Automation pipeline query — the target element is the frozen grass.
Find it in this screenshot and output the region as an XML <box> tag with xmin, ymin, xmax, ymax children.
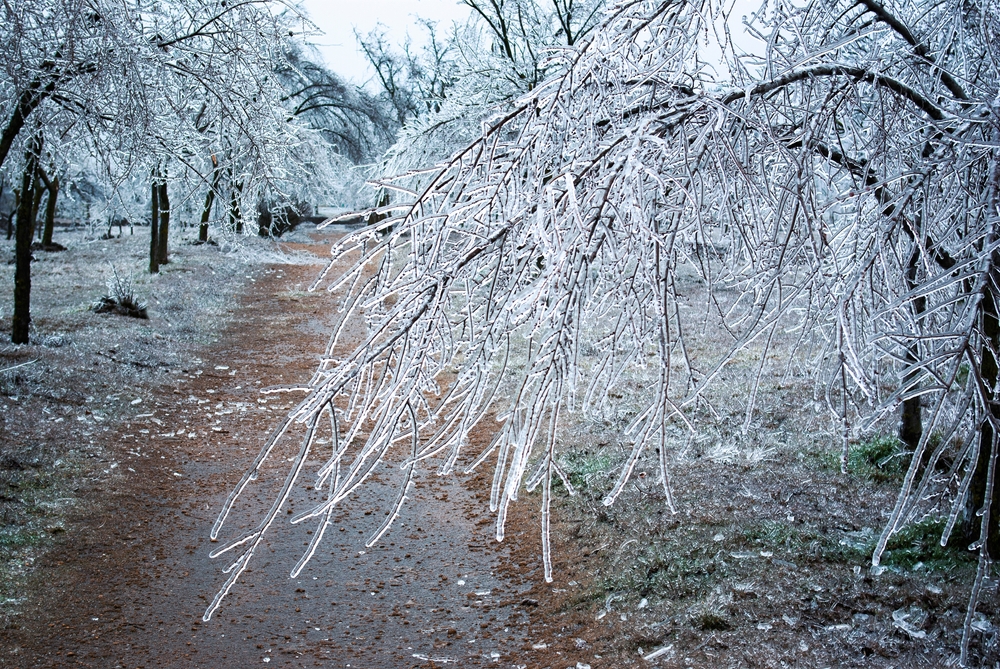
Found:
<box><xmin>530</xmin><ymin>327</ymin><xmax>990</xmax><ymax>666</ymax></box>
<box><xmin>846</xmin><ymin>435</ymin><xmax>913</xmax><ymax>483</ymax></box>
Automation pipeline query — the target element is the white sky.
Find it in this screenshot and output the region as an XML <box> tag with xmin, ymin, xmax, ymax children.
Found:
<box><xmin>295</xmin><ymin>0</ymin><xmax>764</xmax><ymax>89</ymax></box>
<box><xmin>297</xmin><ymin>0</ymin><xmax>472</xmax><ymax>87</ymax></box>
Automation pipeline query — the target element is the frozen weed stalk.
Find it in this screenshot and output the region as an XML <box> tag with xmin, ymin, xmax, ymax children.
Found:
<box><xmin>210</xmin><ymin>0</ymin><xmax>1000</xmax><ymax>662</ymax></box>
<box><xmin>93</xmin><ymin>267</ymin><xmax>148</xmax><ymax>319</ymax></box>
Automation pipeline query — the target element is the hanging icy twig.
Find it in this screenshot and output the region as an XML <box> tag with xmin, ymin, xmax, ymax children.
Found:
<box><xmin>207</xmin><ymin>3</ymin><xmax>1000</xmax><ymax>656</ymax></box>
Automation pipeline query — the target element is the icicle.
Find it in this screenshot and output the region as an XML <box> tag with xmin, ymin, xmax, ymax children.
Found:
<box><xmin>552</xmin><ymin>459</ymin><xmax>577</xmax><ymax>497</ymax></box>
<box><xmin>205</xmin><ymin>414</ymin><xmax>318</xmax><ymax>617</ymax></box>
<box><xmin>658</xmin><ymin>428</ymin><xmax>679</xmax><ymax>514</ymax></box>
<box><xmin>290</xmin><ymin>505</ymin><xmax>335</xmax><ymax>578</ymax></box>
<box><xmin>960</xmin><ymin>555</ymin><xmax>992</xmax><ymax>666</ymax></box>
<box><xmin>542</xmin><ymin>461</ymin><xmax>554</xmax><ymax>583</ymax></box>
<box><xmin>603</xmin><ymin>438</ymin><xmax>645</xmax><ymax>507</ymax></box>
<box><xmin>211</xmin><ymin>412</ymin><xmax>299</xmax><ymax>541</ymax></box>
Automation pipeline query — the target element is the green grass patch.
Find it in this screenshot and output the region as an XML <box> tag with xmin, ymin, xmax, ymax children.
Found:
<box><xmin>0</xmin><ymin>529</ymin><xmax>42</xmax><ymax>550</ymax></box>
<box><xmin>558</xmin><ymin>450</ymin><xmax>614</xmax><ymax>492</ymax></box>
<box><xmin>847</xmin><ymin>435</ymin><xmax>911</xmax><ymax>482</ymax></box>
<box><xmin>882</xmin><ymin>518</ymin><xmax>975</xmax><ymax>571</ymax></box>
<box><xmin>595</xmin><ymin>539</ymin><xmax>718</xmax><ymax>600</ymax></box>
<box><xmin>836</xmin><ymin>519</ymin><xmax>975</xmax><ymax>572</ymax></box>
<box><xmin>694</xmin><ymin>611</ymin><xmax>732</xmax><ymax>631</ymax></box>
<box><xmin>742</xmin><ymin>520</ymin><xmax>798</xmax><ymax>549</ymax></box>
<box><xmin>741</xmin><ymin>520</ymin><xmax>865</xmax><ymax>564</ymax></box>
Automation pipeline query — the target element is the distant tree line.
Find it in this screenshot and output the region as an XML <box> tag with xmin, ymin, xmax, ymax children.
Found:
<box><xmin>1</xmin><ymin>0</ymin><xmax>396</xmax><ymax>343</ymax></box>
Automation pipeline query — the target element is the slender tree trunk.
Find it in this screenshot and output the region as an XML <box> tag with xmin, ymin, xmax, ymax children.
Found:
<box><xmin>199</xmin><ymin>189</ymin><xmax>216</xmax><ymax>242</ymax></box>
<box><xmin>0</xmin><ymin>77</ymin><xmax>56</xmax><ymax>175</ymax></box>
<box><xmin>0</xmin><ymin>62</ymin><xmax>97</xmax><ymax>173</ymax></box>
<box><xmin>367</xmin><ymin>189</ymin><xmax>390</xmax><ymax>227</ymax></box>
<box><xmin>900</xmin><ymin>246</ymin><xmax>925</xmax><ymax>450</ymax></box>
<box><xmin>157</xmin><ymin>180</ymin><xmax>170</xmax><ymax>265</ymax></box>
<box><xmin>12</xmin><ymin>136</ymin><xmax>41</xmax><ymax>344</ymax></box>
<box><xmin>230</xmin><ymin>181</ymin><xmax>243</xmax><ymax>234</ymax></box>
<box><xmin>965</xmin><ymin>267</ymin><xmax>1000</xmax><ymax>558</ymax></box>
<box><xmin>199</xmin><ymin>157</ymin><xmax>220</xmax><ymax>243</ymax></box>
<box><xmin>149</xmin><ymin>175</ymin><xmax>160</xmax><ymax>274</ymax></box>
<box><xmin>30</xmin><ymin>180</ymin><xmax>43</xmax><ymax>240</ymax></box>
<box><xmin>6</xmin><ymin>188</ymin><xmax>18</xmax><ymax>241</ymax></box>
<box><xmin>40</xmin><ymin>175</ymin><xmax>58</xmax><ymax>247</ymax></box>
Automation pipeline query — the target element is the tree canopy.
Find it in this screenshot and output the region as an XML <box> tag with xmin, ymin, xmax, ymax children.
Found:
<box><xmin>208</xmin><ymin>0</ymin><xmax>999</xmax><ymax>661</ymax></box>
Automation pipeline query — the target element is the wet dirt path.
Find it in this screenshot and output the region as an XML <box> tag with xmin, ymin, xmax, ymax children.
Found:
<box><xmin>1</xmin><ymin>233</ymin><xmax>537</xmax><ymax>668</ymax></box>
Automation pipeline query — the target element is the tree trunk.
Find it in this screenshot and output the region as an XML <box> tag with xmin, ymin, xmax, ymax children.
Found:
<box><xmin>12</xmin><ymin>136</ymin><xmax>41</xmax><ymax>344</ymax></box>
<box><xmin>41</xmin><ymin>175</ymin><xmax>58</xmax><ymax>247</ymax></box>
<box><xmin>964</xmin><ymin>268</ymin><xmax>1000</xmax><ymax>558</ymax></box>
<box><xmin>0</xmin><ymin>62</ymin><xmax>97</xmax><ymax>173</ymax></box>
<box><xmin>900</xmin><ymin>246</ymin><xmax>926</xmax><ymax>450</ymax></box>
<box><xmin>6</xmin><ymin>188</ymin><xmax>18</xmax><ymax>241</ymax></box>
<box><xmin>367</xmin><ymin>189</ymin><xmax>391</xmax><ymax>227</ymax></box>
<box><xmin>230</xmin><ymin>181</ymin><xmax>243</xmax><ymax>234</ymax></box>
<box><xmin>199</xmin><ymin>158</ymin><xmax>220</xmax><ymax>243</ymax></box>
<box><xmin>0</xmin><ymin>76</ymin><xmax>56</xmax><ymax>175</ymax></box>
<box><xmin>30</xmin><ymin>180</ymin><xmax>43</xmax><ymax>240</ymax></box>
<box><xmin>149</xmin><ymin>176</ymin><xmax>159</xmax><ymax>274</ymax></box>
<box><xmin>199</xmin><ymin>189</ymin><xmax>216</xmax><ymax>242</ymax></box>
<box><xmin>157</xmin><ymin>180</ymin><xmax>170</xmax><ymax>265</ymax></box>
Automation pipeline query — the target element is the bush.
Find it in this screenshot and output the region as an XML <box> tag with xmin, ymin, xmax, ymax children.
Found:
<box><xmin>93</xmin><ymin>268</ymin><xmax>147</xmax><ymax>319</ymax></box>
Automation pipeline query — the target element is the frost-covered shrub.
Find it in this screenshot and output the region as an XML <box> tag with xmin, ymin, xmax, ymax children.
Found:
<box><xmin>93</xmin><ymin>269</ymin><xmax>147</xmax><ymax>319</ymax></box>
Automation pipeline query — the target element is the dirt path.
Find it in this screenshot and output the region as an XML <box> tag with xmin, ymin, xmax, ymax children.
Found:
<box><xmin>1</xmin><ymin>232</ymin><xmax>551</xmax><ymax>668</ymax></box>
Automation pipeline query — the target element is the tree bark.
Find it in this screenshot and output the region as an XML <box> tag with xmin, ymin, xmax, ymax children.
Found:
<box><xmin>965</xmin><ymin>268</ymin><xmax>1000</xmax><ymax>558</ymax></box>
<box><xmin>30</xmin><ymin>180</ymin><xmax>43</xmax><ymax>240</ymax></box>
<box><xmin>6</xmin><ymin>188</ymin><xmax>18</xmax><ymax>241</ymax></box>
<box><xmin>157</xmin><ymin>180</ymin><xmax>170</xmax><ymax>265</ymax></box>
<box><xmin>367</xmin><ymin>189</ymin><xmax>390</xmax><ymax>227</ymax></box>
<box><xmin>12</xmin><ymin>136</ymin><xmax>41</xmax><ymax>344</ymax></box>
<box><xmin>199</xmin><ymin>156</ymin><xmax>220</xmax><ymax>242</ymax></box>
<box><xmin>149</xmin><ymin>176</ymin><xmax>159</xmax><ymax>274</ymax></box>
<box><xmin>900</xmin><ymin>246</ymin><xmax>925</xmax><ymax>450</ymax></box>
<box><xmin>0</xmin><ymin>61</ymin><xmax>96</xmax><ymax>174</ymax></box>
<box><xmin>230</xmin><ymin>181</ymin><xmax>243</xmax><ymax>234</ymax></box>
<box><xmin>0</xmin><ymin>77</ymin><xmax>56</xmax><ymax>175</ymax></box>
<box><xmin>38</xmin><ymin>171</ymin><xmax>58</xmax><ymax>247</ymax></box>
<box><xmin>199</xmin><ymin>189</ymin><xmax>216</xmax><ymax>242</ymax></box>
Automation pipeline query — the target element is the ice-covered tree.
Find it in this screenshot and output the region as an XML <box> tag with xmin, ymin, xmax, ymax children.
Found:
<box><xmin>210</xmin><ymin>0</ymin><xmax>1000</xmax><ymax>661</ymax></box>
<box><xmin>1</xmin><ymin>0</ymin><xmax>380</xmax><ymax>335</ymax></box>
<box><xmin>359</xmin><ymin>0</ymin><xmax>607</xmax><ymax>190</ymax></box>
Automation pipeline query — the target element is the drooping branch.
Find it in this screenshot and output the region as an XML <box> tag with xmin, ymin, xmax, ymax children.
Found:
<box><xmin>854</xmin><ymin>0</ymin><xmax>969</xmax><ymax>101</ymax></box>
<box><xmin>0</xmin><ymin>59</ymin><xmax>100</xmax><ymax>171</ymax></box>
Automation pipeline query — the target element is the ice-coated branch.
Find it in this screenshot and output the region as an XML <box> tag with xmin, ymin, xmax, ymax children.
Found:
<box><xmin>208</xmin><ymin>2</ymin><xmax>1000</xmax><ymax>658</ymax></box>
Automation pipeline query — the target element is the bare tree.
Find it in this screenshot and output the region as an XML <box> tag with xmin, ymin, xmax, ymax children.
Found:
<box><xmin>460</xmin><ymin>0</ymin><xmax>603</xmax><ymax>90</ymax></box>
<box><xmin>357</xmin><ymin>25</ymin><xmax>425</xmax><ymax>128</ymax></box>
<box><xmin>278</xmin><ymin>45</ymin><xmax>395</xmax><ymax>164</ymax></box>
<box><xmin>210</xmin><ymin>0</ymin><xmax>999</xmax><ymax>661</ymax></box>
<box><xmin>359</xmin><ymin>1</ymin><xmax>607</xmax><ymax>213</ymax></box>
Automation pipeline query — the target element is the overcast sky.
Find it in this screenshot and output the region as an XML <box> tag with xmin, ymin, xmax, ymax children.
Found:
<box><xmin>295</xmin><ymin>1</ymin><xmax>763</xmax><ymax>90</ymax></box>
<box><xmin>297</xmin><ymin>0</ymin><xmax>472</xmax><ymax>88</ymax></box>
